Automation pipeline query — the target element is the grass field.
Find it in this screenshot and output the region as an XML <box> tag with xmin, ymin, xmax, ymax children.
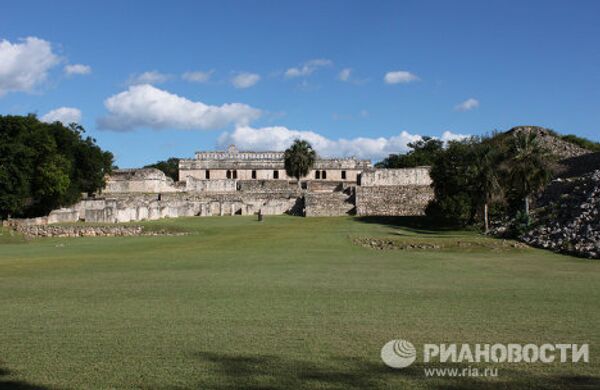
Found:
<box><xmin>1</xmin><ymin>216</ymin><xmax>599</xmax><ymax>389</ymax></box>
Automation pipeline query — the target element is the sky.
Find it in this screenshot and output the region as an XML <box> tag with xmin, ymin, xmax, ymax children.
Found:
<box><xmin>1</xmin><ymin>0</ymin><xmax>599</xmax><ymax>167</ymax></box>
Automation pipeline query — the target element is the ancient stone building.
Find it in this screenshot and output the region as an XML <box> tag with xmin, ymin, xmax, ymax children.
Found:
<box><xmin>179</xmin><ymin>144</ymin><xmax>372</xmax><ymax>182</ymax></box>
<box><xmin>5</xmin><ymin>145</ymin><xmax>435</xmax><ymax>225</ymax></box>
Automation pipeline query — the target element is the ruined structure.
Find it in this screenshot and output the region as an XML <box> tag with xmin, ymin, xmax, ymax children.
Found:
<box><xmin>4</xmin><ymin>145</ymin><xmax>434</xmax><ymax>226</ymax></box>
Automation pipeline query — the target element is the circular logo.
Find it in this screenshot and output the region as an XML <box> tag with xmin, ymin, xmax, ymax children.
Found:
<box><xmin>381</xmin><ymin>339</ymin><xmax>417</xmax><ymax>368</ymax></box>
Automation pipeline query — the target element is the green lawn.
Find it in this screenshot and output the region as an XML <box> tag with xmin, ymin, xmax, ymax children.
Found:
<box><xmin>0</xmin><ymin>216</ymin><xmax>599</xmax><ymax>389</ymax></box>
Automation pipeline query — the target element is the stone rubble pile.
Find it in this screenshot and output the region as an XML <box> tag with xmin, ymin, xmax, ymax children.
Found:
<box><xmin>522</xmin><ymin>170</ymin><xmax>600</xmax><ymax>259</ymax></box>
<box><xmin>507</xmin><ymin>126</ymin><xmax>591</xmax><ymax>160</ymax></box>
<box><xmin>16</xmin><ymin>225</ymin><xmax>144</xmax><ymax>238</ymax></box>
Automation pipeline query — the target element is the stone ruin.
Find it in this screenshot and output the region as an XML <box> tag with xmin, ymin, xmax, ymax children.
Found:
<box><xmin>4</xmin><ymin>145</ymin><xmax>434</xmax><ymax>226</ymax></box>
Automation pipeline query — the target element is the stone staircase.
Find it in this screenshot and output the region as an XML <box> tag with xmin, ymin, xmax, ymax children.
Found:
<box><xmin>304</xmin><ymin>187</ymin><xmax>355</xmax><ymax>217</ymax></box>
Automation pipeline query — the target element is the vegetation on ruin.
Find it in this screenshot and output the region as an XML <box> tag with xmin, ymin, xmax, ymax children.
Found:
<box><xmin>1</xmin><ymin>216</ymin><xmax>598</xmax><ymax>389</ymax></box>
<box><xmin>284</xmin><ymin>139</ymin><xmax>316</xmax><ymax>186</ymax></box>
<box><xmin>542</xmin><ymin>129</ymin><xmax>600</xmax><ymax>152</ymax></box>
<box><xmin>144</xmin><ymin>157</ymin><xmax>180</xmax><ymax>181</ymax></box>
<box><xmin>0</xmin><ymin>115</ymin><xmax>113</xmax><ymax>219</ymax></box>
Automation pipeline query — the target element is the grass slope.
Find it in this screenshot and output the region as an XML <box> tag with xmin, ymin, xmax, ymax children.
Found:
<box><xmin>0</xmin><ymin>216</ymin><xmax>599</xmax><ymax>389</ymax></box>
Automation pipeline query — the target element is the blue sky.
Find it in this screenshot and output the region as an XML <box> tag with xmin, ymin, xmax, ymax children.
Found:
<box><xmin>1</xmin><ymin>0</ymin><xmax>599</xmax><ymax>167</ymax></box>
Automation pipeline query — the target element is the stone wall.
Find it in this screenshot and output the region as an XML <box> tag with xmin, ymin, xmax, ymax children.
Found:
<box><xmin>307</xmin><ymin>181</ymin><xmax>345</xmax><ymax>193</ymax></box>
<box><xmin>355</xmin><ymin>185</ymin><xmax>434</xmax><ymax>216</ymax></box>
<box><xmin>185</xmin><ymin>177</ymin><xmax>236</xmax><ymax>192</ymax></box>
<box><xmin>104</xmin><ymin>168</ymin><xmax>180</xmax><ymax>193</ymax></box>
<box><xmin>360</xmin><ymin>168</ymin><xmax>432</xmax><ymax>187</ymax></box>
<box><xmin>16</xmin><ymin>225</ymin><xmax>144</xmax><ymax>238</ymax></box>
<box><xmin>21</xmin><ymin>190</ymin><xmax>304</xmax><ymax>224</ymax></box>
<box><xmin>236</xmin><ymin>180</ymin><xmax>296</xmax><ymax>192</ymax></box>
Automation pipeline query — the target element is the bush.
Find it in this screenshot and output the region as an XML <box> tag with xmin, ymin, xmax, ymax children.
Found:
<box><xmin>509</xmin><ymin>211</ymin><xmax>531</xmax><ymax>237</ymax></box>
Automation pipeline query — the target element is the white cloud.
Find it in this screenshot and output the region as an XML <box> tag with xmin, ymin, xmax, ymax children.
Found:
<box><xmin>454</xmin><ymin>98</ymin><xmax>479</xmax><ymax>112</ymax></box>
<box><xmin>182</xmin><ymin>70</ymin><xmax>213</xmax><ymax>83</ymax></box>
<box><xmin>441</xmin><ymin>130</ymin><xmax>470</xmax><ymax>143</ymax></box>
<box><xmin>284</xmin><ymin>59</ymin><xmax>333</xmax><ymax>78</ymax></box>
<box><xmin>384</xmin><ymin>70</ymin><xmax>420</xmax><ymax>84</ymax></box>
<box><xmin>218</xmin><ymin>125</ymin><xmax>423</xmax><ymax>160</ymax></box>
<box><xmin>0</xmin><ymin>37</ymin><xmax>60</xmax><ymax>96</ymax></box>
<box><xmin>338</xmin><ymin>68</ymin><xmax>352</xmax><ymax>81</ymax></box>
<box><xmin>64</xmin><ymin>64</ymin><xmax>91</xmax><ymax>75</ymax></box>
<box><xmin>97</xmin><ymin>84</ymin><xmax>261</xmax><ymax>131</ymax></box>
<box><xmin>41</xmin><ymin>107</ymin><xmax>82</xmax><ymax>124</ymax></box>
<box><xmin>231</xmin><ymin>72</ymin><xmax>260</xmax><ymax>89</ymax></box>
<box><xmin>127</xmin><ymin>71</ymin><xmax>170</xmax><ymax>85</ymax></box>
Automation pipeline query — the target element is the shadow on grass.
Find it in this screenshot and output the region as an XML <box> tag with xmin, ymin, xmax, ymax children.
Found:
<box><xmin>353</xmin><ymin>216</ymin><xmax>464</xmax><ymax>235</ymax></box>
<box><xmin>191</xmin><ymin>351</ymin><xmax>600</xmax><ymax>389</ymax></box>
<box><xmin>0</xmin><ymin>364</ymin><xmax>50</xmax><ymax>390</ymax></box>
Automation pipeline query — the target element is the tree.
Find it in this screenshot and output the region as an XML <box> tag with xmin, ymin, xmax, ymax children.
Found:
<box><xmin>473</xmin><ymin>141</ymin><xmax>502</xmax><ymax>233</ymax></box>
<box><xmin>0</xmin><ymin>115</ymin><xmax>114</xmax><ymax>218</ymax></box>
<box><xmin>284</xmin><ymin>139</ymin><xmax>316</xmax><ymax>188</ymax></box>
<box><xmin>145</xmin><ymin>158</ymin><xmax>180</xmax><ymax>181</ymax></box>
<box><xmin>426</xmin><ymin>138</ymin><xmax>483</xmax><ymax>226</ymax></box>
<box><xmin>507</xmin><ymin>132</ymin><xmax>553</xmax><ymax>215</ymax></box>
<box><xmin>376</xmin><ymin>137</ymin><xmax>443</xmax><ymax>168</ymax></box>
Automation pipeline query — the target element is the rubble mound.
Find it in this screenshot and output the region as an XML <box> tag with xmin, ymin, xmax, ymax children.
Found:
<box><xmin>506</xmin><ymin>126</ymin><xmax>591</xmax><ymax>160</ymax></box>
<box><xmin>523</xmin><ymin>170</ymin><xmax>600</xmax><ymax>259</ymax></box>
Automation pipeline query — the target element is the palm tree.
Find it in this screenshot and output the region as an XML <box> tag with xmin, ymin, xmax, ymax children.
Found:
<box><xmin>508</xmin><ymin>132</ymin><xmax>553</xmax><ymax>215</ymax></box>
<box><xmin>284</xmin><ymin>139</ymin><xmax>316</xmax><ymax>188</ymax></box>
<box><xmin>475</xmin><ymin>142</ymin><xmax>501</xmax><ymax>233</ymax></box>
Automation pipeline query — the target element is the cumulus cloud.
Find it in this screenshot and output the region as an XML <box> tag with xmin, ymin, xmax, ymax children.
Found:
<box><xmin>0</xmin><ymin>37</ymin><xmax>60</xmax><ymax>96</ymax></box>
<box><xmin>338</xmin><ymin>68</ymin><xmax>352</xmax><ymax>81</ymax></box>
<box><xmin>284</xmin><ymin>59</ymin><xmax>333</xmax><ymax>78</ymax></box>
<box><xmin>127</xmin><ymin>71</ymin><xmax>170</xmax><ymax>85</ymax></box>
<box><xmin>384</xmin><ymin>70</ymin><xmax>419</xmax><ymax>84</ymax></box>
<box><xmin>441</xmin><ymin>130</ymin><xmax>470</xmax><ymax>143</ymax></box>
<box><xmin>64</xmin><ymin>64</ymin><xmax>91</xmax><ymax>75</ymax></box>
<box><xmin>454</xmin><ymin>98</ymin><xmax>479</xmax><ymax>112</ymax></box>
<box><xmin>218</xmin><ymin>126</ymin><xmax>472</xmax><ymax>160</ymax></box>
<box><xmin>182</xmin><ymin>70</ymin><xmax>213</xmax><ymax>83</ymax></box>
<box><xmin>97</xmin><ymin>84</ymin><xmax>261</xmax><ymax>131</ymax></box>
<box><xmin>218</xmin><ymin>125</ymin><xmax>423</xmax><ymax>160</ymax></box>
<box><xmin>231</xmin><ymin>72</ymin><xmax>260</xmax><ymax>89</ymax></box>
<box><xmin>41</xmin><ymin>107</ymin><xmax>82</xmax><ymax>124</ymax></box>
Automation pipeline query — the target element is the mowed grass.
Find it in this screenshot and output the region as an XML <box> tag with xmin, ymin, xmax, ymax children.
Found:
<box><xmin>0</xmin><ymin>216</ymin><xmax>599</xmax><ymax>389</ymax></box>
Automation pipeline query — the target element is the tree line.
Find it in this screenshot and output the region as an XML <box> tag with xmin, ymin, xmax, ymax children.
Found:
<box><xmin>378</xmin><ymin>131</ymin><xmax>556</xmax><ymax>233</ymax></box>
<box><xmin>0</xmin><ymin>115</ymin><xmax>113</xmax><ymax>219</ymax></box>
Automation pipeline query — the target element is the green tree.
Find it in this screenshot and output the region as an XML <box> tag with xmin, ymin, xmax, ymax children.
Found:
<box><xmin>473</xmin><ymin>141</ymin><xmax>502</xmax><ymax>233</ymax></box>
<box><xmin>0</xmin><ymin>115</ymin><xmax>114</xmax><ymax>218</ymax></box>
<box><xmin>507</xmin><ymin>132</ymin><xmax>553</xmax><ymax>215</ymax></box>
<box><xmin>426</xmin><ymin>138</ymin><xmax>482</xmax><ymax>226</ymax></box>
<box><xmin>145</xmin><ymin>158</ymin><xmax>180</xmax><ymax>181</ymax></box>
<box><xmin>376</xmin><ymin>136</ymin><xmax>443</xmax><ymax>168</ymax></box>
<box><xmin>284</xmin><ymin>139</ymin><xmax>316</xmax><ymax>188</ymax></box>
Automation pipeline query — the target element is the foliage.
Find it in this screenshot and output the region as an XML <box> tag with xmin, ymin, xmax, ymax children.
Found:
<box><xmin>510</xmin><ymin>210</ymin><xmax>532</xmax><ymax>237</ymax></box>
<box><xmin>560</xmin><ymin>134</ymin><xmax>600</xmax><ymax>152</ymax></box>
<box><xmin>426</xmin><ymin>131</ymin><xmax>553</xmax><ymax>228</ymax></box>
<box><xmin>145</xmin><ymin>157</ymin><xmax>180</xmax><ymax>181</ymax></box>
<box><xmin>426</xmin><ymin>138</ymin><xmax>484</xmax><ymax>226</ymax></box>
<box><xmin>506</xmin><ymin>131</ymin><xmax>554</xmax><ymax>212</ymax></box>
<box><xmin>375</xmin><ymin>136</ymin><xmax>443</xmax><ymax>168</ymax></box>
<box><xmin>0</xmin><ymin>115</ymin><xmax>113</xmax><ymax>218</ymax></box>
<box><xmin>284</xmin><ymin>139</ymin><xmax>316</xmax><ymax>183</ymax></box>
